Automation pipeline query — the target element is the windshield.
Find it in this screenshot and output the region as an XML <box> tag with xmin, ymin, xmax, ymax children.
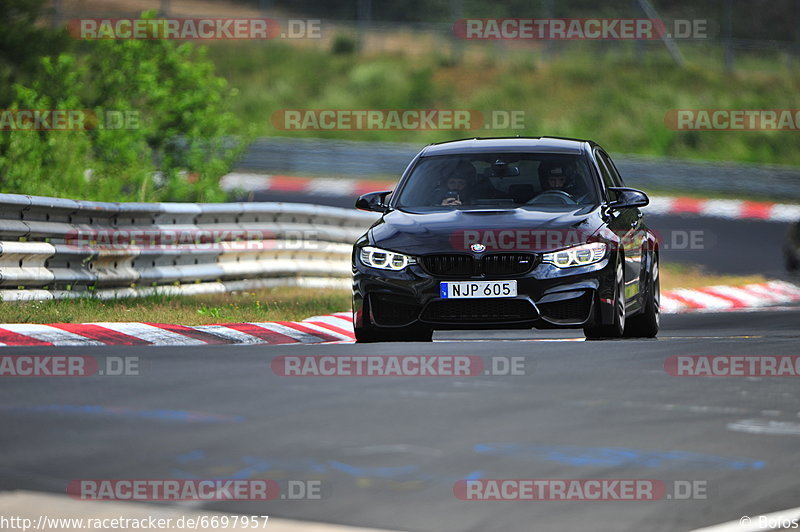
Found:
<box><xmin>395</xmin><ymin>153</ymin><xmax>599</xmax><ymax>210</ymax></box>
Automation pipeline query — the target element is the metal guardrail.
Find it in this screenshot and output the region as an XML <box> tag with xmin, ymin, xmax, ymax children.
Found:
<box><xmin>0</xmin><ymin>194</ymin><xmax>377</xmax><ymax>301</ymax></box>
<box><xmin>236</xmin><ymin>137</ymin><xmax>800</xmax><ymax>200</ymax></box>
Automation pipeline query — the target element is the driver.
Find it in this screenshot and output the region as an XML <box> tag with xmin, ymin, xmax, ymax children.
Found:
<box><xmin>438</xmin><ymin>160</ymin><xmax>477</xmax><ymax>206</ymax></box>
<box><xmin>538</xmin><ymin>160</ymin><xmax>575</xmax><ymax>194</ymax></box>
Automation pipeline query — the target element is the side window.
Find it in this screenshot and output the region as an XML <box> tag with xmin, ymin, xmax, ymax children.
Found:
<box><xmin>601</xmin><ymin>152</ymin><xmax>625</xmax><ymax>187</ymax></box>
<box><xmin>594</xmin><ymin>151</ymin><xmax>618</xmax><ymax>202</ymax></box>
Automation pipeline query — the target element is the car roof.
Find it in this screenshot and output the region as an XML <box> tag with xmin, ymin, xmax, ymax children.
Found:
<box><xmin>419</xmin><ymin>136</ymin><xmax>597</xmax><ymax>156</ymax></box>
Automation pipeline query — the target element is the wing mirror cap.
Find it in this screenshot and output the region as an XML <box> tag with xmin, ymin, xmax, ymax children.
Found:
<box><xmin>608</xmin><ymin>187</ymin><xmax>649</xmax><ymax>210</ymax></box>
<box><xmin>355</xmin><ymin>190</ymin><xmax>392</xmax><ymax>213</ymax></box>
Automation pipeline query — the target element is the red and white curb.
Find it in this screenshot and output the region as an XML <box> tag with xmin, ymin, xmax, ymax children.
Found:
<box><xmin>221</xmin><ymin>173</ymin><xmax>800</xmax><ymax>222</ymax></box>
<box><xmin>0</xmin><ymin>312</ymin><xmax>356</xmax><ymax>347</ymax></box>
<box><xmin>0</xmin><ymin>282</ymin><xmax>797</xmax><ymax>346</ymax></box>
<box><xmin>660</xmin><ymin>280</ymin><xmax>800</xmax><ymax>314</ymax></box>
<box><xmin>646</xmin><ymin>196</ymin><xmax>800</xmax><ymax>222</ymax></box>
<box><xmin>221</xmin><ymin>173</ymin><xmax>398</xmax><ymax>199</ymax></box>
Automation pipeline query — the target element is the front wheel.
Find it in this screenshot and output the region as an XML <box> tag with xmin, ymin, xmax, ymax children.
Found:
<box><xmin>354</xmin><ymin>323</ymin><xmax>383</xmax><ymax>343</ymax></box>
<box><xmin>624</xmin><ymin>253</ymin><xmax>660</xmax><ymax>338</ymax></box>
<box><xmin>584</xmin><ymin>259</ymin><xmax>626</xmax><ymax>340</ymax></box>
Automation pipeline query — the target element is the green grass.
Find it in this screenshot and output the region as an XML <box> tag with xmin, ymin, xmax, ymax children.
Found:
<box><xmin>660</xmin><ymin>263</ymin><xmax>766</xmax><ymax>291</ymax></box>
<box><xmin>206</xmin><ymin>39</ymin><xmax>800</xmax><ymax>167</ymax></box>
<box><xmin>0</xmin><ymin>286</ymin><xmax>351</xmax><ymax>325</ymax></box>
<box><xmin>0</xmin><ymin>266</ymin><xmax>773</xmax><ymax>324</ymax></box>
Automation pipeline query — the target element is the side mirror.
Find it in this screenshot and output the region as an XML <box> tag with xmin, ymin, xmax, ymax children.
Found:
<box><xmin>355</xmin><ymin>190</ymin><xmax>392</xmax><ymax>213</ymax></box>
<box><xmin>608</xmin><ymin>187</ymin><xmax>649</xmax><ymax>210</ymax></box>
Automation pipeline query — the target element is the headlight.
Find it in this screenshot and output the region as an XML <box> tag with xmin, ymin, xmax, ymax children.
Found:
<box><xmin>542</xmin><ymin>242</ymin><xmax>607</xmax><ymax>268</ymax></box>
<box><xmin>359</xmin><ymin>246</ymin><xmax>416</xmax><ymax>271</ymax></box>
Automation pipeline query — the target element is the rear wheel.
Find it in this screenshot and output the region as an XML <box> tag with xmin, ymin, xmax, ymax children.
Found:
<box><xmin>785</xmin><ymin>245</ymin><xmax>799</xmax><ymax>273</ymax></box>
<box><xmin>584</xmin><ymin>259</ymin><xmax>626</xmax><ymax>340</ymax></box>
<box><xmin>624</xmin><ymin>253</ymin><xmax>660</xmax><ymax>338</ymax></box>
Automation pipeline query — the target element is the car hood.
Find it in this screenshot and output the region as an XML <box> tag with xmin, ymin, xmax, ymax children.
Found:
<box><xmin>369</xmin><ymin>207</ymin><xmax>604</xmax><ymax>254</ymax></box>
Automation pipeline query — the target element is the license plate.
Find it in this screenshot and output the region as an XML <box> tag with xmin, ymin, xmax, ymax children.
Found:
<box><xmin>440</xmin><ymin>280</ymin><xmax>517</xmax><ymax>299</ymax></box>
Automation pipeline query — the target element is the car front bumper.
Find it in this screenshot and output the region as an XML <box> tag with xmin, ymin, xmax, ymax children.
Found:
<box><xmin>352</xmin><ymin>257</ymin><xmax>617</xmax><ymax>331</ymax></box>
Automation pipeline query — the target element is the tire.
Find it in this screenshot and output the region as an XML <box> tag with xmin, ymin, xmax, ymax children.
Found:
<box><xmin>624</xmin><ymin>252</ymin><xmax>660</xmax><ymax>338</ymax></box>
<box><xmin>785</xmin><ymin>222</ymin><xmax>800</xmax><ymax>273</ymax></box>
<box><xmin>354</xmin><ymin>323</ymin><xmax>383</xmax><ymax>343</ymax></box>
<box><xmin>584</xmin><ymin>259</ymin><xmax>626</xmax><ymax>340</ymax></box>
<box><xmin>785</xmin><ymin>246</ymin><xmax>799</xmax><ymax>273</ymax></box>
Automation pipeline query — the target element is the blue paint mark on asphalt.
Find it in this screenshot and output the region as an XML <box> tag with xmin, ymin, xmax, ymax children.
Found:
<box><xmin>463</xmin><ymin>470</ymin><xmax>483</xmax><ymax>481</ymax></box>
<box><xmin>327</xmin><ymin>460</ymin><xmax>418</xmax><ymax>478</ymax></box>
<box><xmin>171</xmin><ymin>452</ymin><xmax>486</xmax><ymax>487</ymax></box>
<box><xmin>0</xmin><ymin>404</ymin><xmax>244</xmax><ymax>424</ymax></box>
<box><xmin>473</xmin><ymin>444</ymin><xmax>765</xmax><ymax>470</ymax></box>
<box><xmin>168</xmin><ymin>441</ymin><xmax>766</xmax><ymax>493</ymax></box>
<box><xmin>172</xmin><ymin>456</ymin><xmax>329</xmax><ymax>480</ymax></box>
<box><xmin>176</xmin><ymin>450</ymin><xmax>205</xmax><ymax>463</ymax></box>
<box><xmin>243</xmin><ymin>456</ymin><xmax>329</xmax><ymax>474</ymax></box>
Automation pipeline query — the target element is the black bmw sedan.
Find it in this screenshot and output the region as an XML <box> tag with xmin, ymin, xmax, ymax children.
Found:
<box><xmin>352</xmin><ymin>137</ymin><xmax>660</xmax><ymax>342</ymax></box>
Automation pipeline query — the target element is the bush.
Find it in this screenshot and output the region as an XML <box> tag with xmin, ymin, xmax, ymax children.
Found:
<box><xmin>331</xmin><ymin>33</ymin><xmax>357</xmax><ymax>55</ymax></box>
<box><xmin>0</xmin><ymin>11</ymin><xmax>246</xmax><ymax>202</ymax></box>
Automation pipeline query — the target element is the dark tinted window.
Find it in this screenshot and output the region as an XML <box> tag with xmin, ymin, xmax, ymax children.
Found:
<box><xmin>595</xmin><ymin>151</ymin><xmax>619</xmax><ymax>201</ymax></box>
<box><xmin>601</xmin><ymin>152</ymin><xmax>625</xmax><ymax>187</ymax></box>
<box><xmin>396</xmin><ymin>153</ymin><xmax>599</xmax><ymax>210</ymax></box>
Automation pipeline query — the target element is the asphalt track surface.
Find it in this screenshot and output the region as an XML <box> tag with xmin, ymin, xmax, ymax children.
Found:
<box><xmin>2</xmin><ymin>190</ymin><xmax>798</xmax><ymax>531</ymax></box>
<box><xmin>249</xmin><ymin>190</ymin><xmax>795</xmax><ymax>278</ymax></box>
<box><xmin>2</xmin><ymin>309</ymin><xmax>800</xmax><ymax>531</ymax></box>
